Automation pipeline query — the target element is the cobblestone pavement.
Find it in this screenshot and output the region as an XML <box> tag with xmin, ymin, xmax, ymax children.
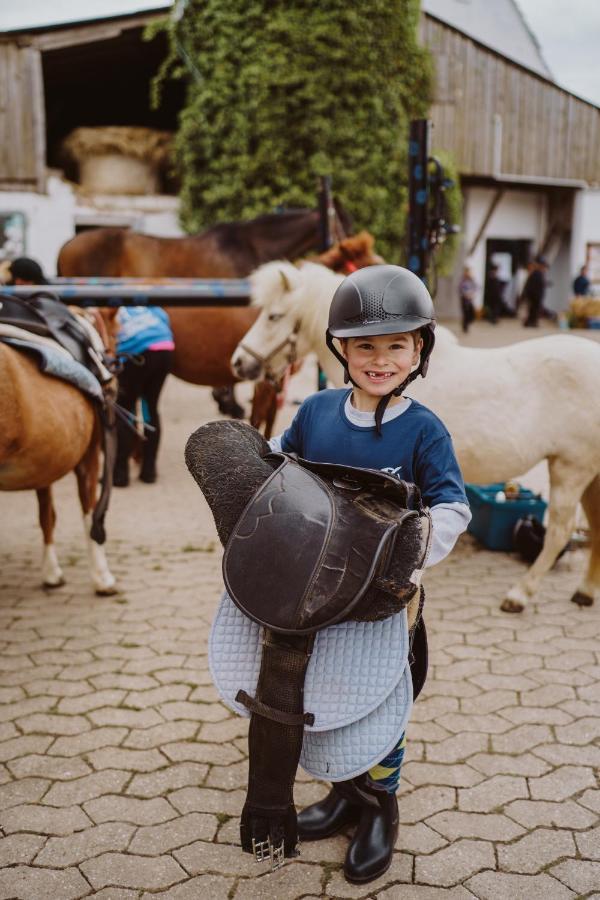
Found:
<box><xmin>0</xmin><ymin>320</ymin><xmax>599</xmax><ymax>899</ymax></box>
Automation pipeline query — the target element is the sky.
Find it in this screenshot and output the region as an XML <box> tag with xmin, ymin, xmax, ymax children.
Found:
<box><xmin>0</xmin><ymin>0</ymin><xmax>599</xmax><ymax>106</ymax></box>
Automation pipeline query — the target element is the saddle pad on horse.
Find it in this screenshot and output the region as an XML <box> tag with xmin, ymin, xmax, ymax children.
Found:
<box><xmin>0</xmin><ymin>293</ymin><xmax>111</xmax><ymax>384</ymax></box>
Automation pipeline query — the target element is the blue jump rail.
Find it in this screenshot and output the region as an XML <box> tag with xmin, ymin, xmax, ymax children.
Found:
<box><xmin>0</xmin><ymin>279</ymin><xmax>252</xmax><ymax>307</ymax></box>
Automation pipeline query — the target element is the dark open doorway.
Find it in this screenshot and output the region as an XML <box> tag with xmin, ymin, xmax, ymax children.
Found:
<box><xmin>484</xmin><ymin>238</ymin><xmax>532</xmax><ymax>313</ymax></box>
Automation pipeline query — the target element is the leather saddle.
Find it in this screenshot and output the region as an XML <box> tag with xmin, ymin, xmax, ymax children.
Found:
<box><xmin>184</xmin><ymin>423</ymin><xmax>431</xmax><ymax>870</ymax></box>
<box><xmin>0</xmin><ymin>292</ymin><xmax>109</xmax><ymax>384</ymax></box>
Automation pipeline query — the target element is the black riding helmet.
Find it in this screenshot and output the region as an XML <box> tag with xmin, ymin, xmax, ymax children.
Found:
<box><xmin>326</xmin><ymin>265</ymin><xmax>436</xmax><ymax>434</ymax></box>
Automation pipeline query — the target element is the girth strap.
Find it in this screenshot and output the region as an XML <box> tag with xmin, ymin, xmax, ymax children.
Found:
<box><xmin>240</xmin><ymin>630</ymin><xmax>314</xmax><ymax>868</ymax></box>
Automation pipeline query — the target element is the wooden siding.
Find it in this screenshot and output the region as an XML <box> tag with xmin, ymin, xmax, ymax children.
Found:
<box><xmin>421</xmin><ymin>15</ymin><xmax>600</xmax><ymax>184</ymax></box>
<box><xmin>0</xmin><ymin>42</ymin><xmax>45</xmax><ymax>190</ymax></box>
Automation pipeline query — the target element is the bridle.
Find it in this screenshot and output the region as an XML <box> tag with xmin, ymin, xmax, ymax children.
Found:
<box><xmin>238</xmin><ymin>318</ymin><xmax>302</xmax><ymax>375</ymax></box>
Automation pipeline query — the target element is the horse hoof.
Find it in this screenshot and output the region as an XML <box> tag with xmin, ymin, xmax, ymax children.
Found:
<box><xmin>500</xmin><ymin>598</ymin><xmax>524</xmax><ymax>613</ymax></box>
<box><xmin>570</xmin><ymin>591</ymin><xmax>594</xmax><ymax>607</ymax></box>
<box><xmin>43</xmin><ymin>577</ymin><xmax>66</xmax><ymax>590</ymax></box>
<box><xmin>95</xmin><ymin>584</ymin><xmax>119</xmax><ymax>597</ymax></box>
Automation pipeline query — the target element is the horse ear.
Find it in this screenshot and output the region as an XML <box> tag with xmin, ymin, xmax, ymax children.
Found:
<box><xmin>279</xmin><ymin>267</ymin><xmax>300</xmax><ymax>292</ymax></box>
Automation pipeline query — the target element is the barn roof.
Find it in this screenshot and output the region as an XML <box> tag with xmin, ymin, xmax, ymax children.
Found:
<box><xmin>0</xmin><ymin>1</ymin><xmax>169</xmax><ymax>34</ymax></box>
<box><xmin>421</xmin><ymin>0</ymin><xmax>552</xmax><ymax>79</ymax></box>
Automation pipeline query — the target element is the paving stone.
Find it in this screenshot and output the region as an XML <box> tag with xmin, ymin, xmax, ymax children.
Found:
<box><xmin>396</xmin><ymin>822</ymin><xmax>448</xmax><ymax>855</ymax></box>
<box><xmin>141</xmin><ymin>874</ymin><xmax>234</xmax><ymax>900</ymax></box>
<box><xmin>129</xmin><ymin>811</ymin><xmax>217</xmax><ymax>854</ymax></box>
<box><xmin>91</xmin><ymin>673</ymin><xmax>160</xmax><ymax>691</ymax></box>
<box><xmin>467</xmin><ymin>752</ymin><xmax>550</xmax><ymax>777</ymax></box>
<box><xmin>230</xmin><ymin>863</ymin><xmax>324</xmax><ymax>899</ymax></box>
<box><xmin>199</xmin><ymin>718</ymin><xmax>249</xmax><ymax>742</ymax></box>
<box><xmin>467</xmin><ymin>871</ymin><xmax>576</xmax><ymax>900</ymax></box>
<box><xmin>415</xmin><ymin>838</ymin><xmax>495</xmax><ymax>887</ymax></box>
<box><xmin>528</xmin><ymin>765</ymin><xmax>597</xmax><ymax>801</ymax></box>
<box><xmin>48</xmin><ymin>727</ymin><xmax>128</xmax><ymax>757</ymax></box>
<box><xmin>168</xmin><ymin>786</ymin><xmax>247</xmax><ymax>816</ymax></box>
<box><xmin>497</xmin><ymin>828</ymin><xmax>576</xmax><ymax>874</ymax></box>
<box><xmin>174</xmin><ymin>839</ymin><xmax>274</xmax><ymax>877</ymax></box>
<box><xmin>122</xmin><ymin>721</ymin><xmax>198</xmax><ymax>750</ymax></box>
<box><xmin>43</xmin><ymin>770</ymin><xmax>129</xmax><ymax>807</ymax></box>
<box><xmin>205</xmin><ymin>759</ymin><xmax>249</xmax><ymax>790</ymax></box>
<box><xmin>84</xmin><ymin>890</ymin><xmax>139</xmax><ymax>900</ymax></box>
<box><xmin>124</xmin><ymin>684</ymin><xmax>191</xmax><ymax>709</ymax></box>
<box><xmin>161</xmin><ymin>740</ymin><xmax>243</xmax><ymax>766</ymax></box>
<box><xmin>575</xmin><ymin>825</ymin><xmax>600</xmax><ymax>860</ymax></box>
<box><xmin>435</xmin><ymin>713</ymin><xmax>513</xmax><ymax>735</ymax></box>
<box><xmin>57</xmin><ymin>689</ymin><xmax>127</xmax><ymax>714</ymax></box>
<box><xmin>126</xmin><ymin>762</ymin><xmax>208</xmax><ymax>798</ymax></box>
<box><xmin>34</xmin><ymin>822</ymin><xmax>135</xmax><ymax>867</ymax></box>
<box><xmin>0</xmin><ymin>695</ymin><xmax>56</xmax><ymax>723</ymax></box>
<box><xmin>460</xmin><ymin>690</ymin><xmax>517</xmax><ymax>716</ymax></box>
<box><xmin>7</xmin><ymin>754</ymin><xmax>92</xmax><ymax>781</ymax></box>
<box><xmin>0</xmin><ymin>803</ymin><xmax>92</xmax><ymax>835</ymax></box>
<box><xmin>87</xmin><ymin>746</ymin><xmax>168</xmax><ymax>773</ymax></box>
<box><xmin>17</xmin><ymin>713</ymin><xmax>91</xmax><ymax>736</ymax></box>
<box><xmin>499</xmin><ymin>706</ymin><xmax>574</xmax><ymax>726</ymax></box>
<box><xmin>398</xmin><ymin>786</ymin><xmax>456</xmax><ymax>825</ymax></box>
<box><xmin>25</xmin><ymin>679</ymin><xmax>91</xmax><ymax>698</ymax></box>
<box><xmin>88</xmin><ymin>707</ymin><xmax>165</xmax><ymax>728</ymax></box>
<box><xmin>578</xmin><ymin>788</ymin><xmax>600</xmax><ymax>812</ymax></box>
<box><xmin>491</xmin><ymin>724</ymin><xmax>553</xmax><ymax>754</ymax></box>
<box><xmin>427</xmin><ymin>810</ymin><xmax>525</xmax><ymax>841</ymax></box>
<box><xmin>550</xmin><ymin>860</ymin><xmax>600</xmax><ymax>894</ymax></box>
<box><xmin>402</xmin><ymin>762</ymin><xmax>483</xmax><ymax>788</ymax></box>
<box><xmin>0</xmin><ymin>734</ymin><xmax>53</xmax><ymax>763</ymax></box>
<box><xmin>0</xmin><ymin>865</ymin><xmax>91</xmax><ymax>900</ymax></box>
<box><xmin>377</xmin><ymin>887</ymin><xmax>478</xmax><ymax>899</ymax></box>
<box><xmin>504</xmin><ymin>799</ymin><xmax>597</xmax><ymax>829</ymax></box>
<box><xmin>521</xmin><ymin>684</ymin><xmax>576</xmax><ymax>707</ymax></box>
<box><xmin>458</xmin><ymin>775</ymin><xmax>528</xmax><ymax>812</ymax></box>
<box><xmin>0</xmin><ymin>777</ymin><xmax>49</xmax><ymax>810</ymax></box>
<box><xmin>0</xmin><ymin>833</ymin><xmax>46</xmax><ymax>866</ymax></box>
<box><xmin>81</xmin><ymin>851</ymin><xmax>187</xmax><ymax>890</ymax></box>
<box><xmin>0</xmin><ymin>722</ymin><xmax>18</xmax><ymax>742</ymax></box>
<box><xmin>84</xmin><ymin>795</ymin><xmax>177</xmax><ymax>826</ymax></box>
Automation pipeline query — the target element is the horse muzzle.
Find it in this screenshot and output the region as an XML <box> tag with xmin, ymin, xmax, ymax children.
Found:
<box><xmin>231</xmin><ymin>349</ymin><xmax>263</xmax><ymax>381</ymax></box>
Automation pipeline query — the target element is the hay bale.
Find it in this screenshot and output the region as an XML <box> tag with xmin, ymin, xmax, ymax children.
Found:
<box><xmin>61</xmin><ymin>126</ymin><xmax>173</xmax><ymax>195</ymax></box>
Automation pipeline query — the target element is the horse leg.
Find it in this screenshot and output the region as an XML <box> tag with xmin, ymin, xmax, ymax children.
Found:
<box><xmin>571</xmin><ymin>474</ymin><xmax>600</xmax><ymax>607</ymax></box>
<box><xmin>211</xmin><ymin>386</ymin><xmax>245</xmax><ymax>420</ymax></box>
<box><xmin>75</xmin><ymin>428</ymin><xmax>117</xmax><ymax>596</ymax></box>
<box><xmin>501</xmin><ymin>459</ymin><xmax>587</xmax><ymax>613</ymax></box>
<box><xmin>37</xmin><ymin>487</ymin><xmax>65</xmax><ymax>588</ymax></box>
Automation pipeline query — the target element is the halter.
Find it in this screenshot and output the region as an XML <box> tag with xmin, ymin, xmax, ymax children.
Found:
<box><xmin>238</xmin><ymin>319</ymin><xmax>301</xmax><ymax>375</ymax></box>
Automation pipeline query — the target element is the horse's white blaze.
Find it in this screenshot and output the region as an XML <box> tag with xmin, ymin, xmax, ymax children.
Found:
<box><xmin>42</xmin><ymin>544</ymin><xmax>64</xmax><ymax>587</ymax></box>
<box><xmin>83</xmin><ymin>513</ymin><xmax>116</xmax><ymax>593</ymax></box>
<box><xmin>239</xmin><ymin>260</ymin><xmax>600</xmax><ymax>610</ymax></box>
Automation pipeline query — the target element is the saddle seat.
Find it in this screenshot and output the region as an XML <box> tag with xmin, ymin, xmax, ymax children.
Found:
<box><xmin>0</xmin><ymin>292</ymin><xmax>110</xmax><ymax>384</ymax></box>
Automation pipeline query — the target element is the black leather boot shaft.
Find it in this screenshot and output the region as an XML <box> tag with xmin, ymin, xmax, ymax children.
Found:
<box><xmin>344</xmin><ymin>785</ymin><xmax>399</xmax><ymax>884</ymax></box>
<box><xmin>297</xmin><ymin>785</ymin><xmax>360</xmax><ymax>841</ymax></box>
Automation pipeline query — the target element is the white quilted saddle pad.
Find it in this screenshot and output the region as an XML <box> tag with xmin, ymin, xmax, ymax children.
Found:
<box><xmin>210</xmin><ymin>591</ymin><xmax>410</xmax><ymax>730</ymax></box>
<box><xmin>300</xmin><ymin>665</ymin><xmax>413</xmax><ymax>781</ymax></box>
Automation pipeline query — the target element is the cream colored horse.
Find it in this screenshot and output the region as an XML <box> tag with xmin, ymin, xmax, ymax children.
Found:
<box><xmin>0</xmin><ymin>310</ymin><xmax>117</xmax><ymax>594</ymax></box>
<box><xmin>232</xmin><ymin>261</ymin><xmax>600</xmax><ymax>613</ymax></box>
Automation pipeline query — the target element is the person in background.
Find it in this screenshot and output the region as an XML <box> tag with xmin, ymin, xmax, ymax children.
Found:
<box><xmin>6</xmin><ymin>256</ymin><xmax>49</xmax><ymax>285</ymax></box>
<box><xmin>572</xmin><ymin>265</ymin><xmax>591</xmax><ymax>297</ymax></box>
<box><xmin>113</xmin><ymin>306</ymin><xmax>174</xmax><ymax>487</ymax></box>
<box><xmin>458</xmin><ymin>265</ymin><xmax>477</xmax><ymax>333</ymax></box>
<box><xmin>522</xmin><ymin>255</ymin><xmax>549</xmax><ymax>327</ymax></box>
<box><xmin>484</xmin><ymin>263</ymin><xmax>505</xmax><ymax>325</ymax></box>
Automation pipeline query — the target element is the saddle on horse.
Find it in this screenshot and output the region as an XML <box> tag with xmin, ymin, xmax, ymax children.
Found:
<box><xmin>185</xmin><ymin>421</ymin><xmax>431</xmax><ymax>869</ymax></box>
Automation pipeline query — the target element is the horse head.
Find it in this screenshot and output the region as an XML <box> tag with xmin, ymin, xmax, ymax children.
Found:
<box><xmin>231</xmin><ymin>261</ymin><xmax>313</xmax><ymax>381</ymax></box>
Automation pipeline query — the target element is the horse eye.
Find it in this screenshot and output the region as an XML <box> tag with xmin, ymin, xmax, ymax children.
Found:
<box><xmin>268</xmin><ymin>312</ymin><xmax>284</xmax><ymax>322</ymax></box>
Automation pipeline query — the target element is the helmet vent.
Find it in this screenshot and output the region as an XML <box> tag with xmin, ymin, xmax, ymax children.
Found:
<box><xmin>346</xmin><ymin>289</ymin><xmax>405</xmax><ymax>324</ymax></box>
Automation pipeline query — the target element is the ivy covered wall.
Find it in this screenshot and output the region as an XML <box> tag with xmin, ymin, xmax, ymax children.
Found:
<box><xmin>158</xmin><ymin>0</ymin><xmax>433</xmax><ymax>262</ymax></box>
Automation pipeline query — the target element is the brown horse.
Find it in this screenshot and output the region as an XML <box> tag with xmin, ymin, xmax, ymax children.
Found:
<box><xmin>0</xmin><ymin>309</ymin><xmax>119</xmax><ymax>594</ymax></box>
<box><xmin>56</xmin><ymin>208</ymin><xmax>360</xmax><ymax>389</ymax></box>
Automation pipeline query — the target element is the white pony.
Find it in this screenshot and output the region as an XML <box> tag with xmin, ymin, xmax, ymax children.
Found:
<box><xmin>232</xmin><ymin>261</ymin><xmax>600</xmax><ymax>613</ymax></box>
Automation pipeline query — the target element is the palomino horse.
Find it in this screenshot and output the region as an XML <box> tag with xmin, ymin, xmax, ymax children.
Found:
<box><xmin>231</xmin><ymin>261</ymin><xmax>600</xmax><ymax>613</ymax></box>
<box><xmin>0</xmin><ymin>308</ymin><xmax>119</xmax><ymax>594</ymax></box>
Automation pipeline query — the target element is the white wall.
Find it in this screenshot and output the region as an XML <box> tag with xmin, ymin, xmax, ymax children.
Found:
<box><xmin>0</xmin><ymin>174</ymin><xmax>183</xmax><ymax>276</ymax></box>
<box><xmin>574</xmin><ymin>188</ymin><xmax>600</xmax><ymax>288</ymax></box>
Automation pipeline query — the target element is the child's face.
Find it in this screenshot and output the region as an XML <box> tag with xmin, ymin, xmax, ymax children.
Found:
<box><xmin>341</xmin><ymin>332</ymin><xmax>422</xmax><ymax>404</ymax></box>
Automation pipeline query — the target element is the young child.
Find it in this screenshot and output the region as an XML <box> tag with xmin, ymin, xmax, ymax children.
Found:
<box><xmin>268</xmin><ymin>264</ymin><xmax>471</xmax><ymax>883</ymax></box>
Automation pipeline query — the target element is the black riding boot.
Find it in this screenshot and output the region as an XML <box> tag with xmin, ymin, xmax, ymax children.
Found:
<box><xmin>297</xmin><ymin>784</ymin><xmax>360</xmax><ymax>841</ymax></box>
<box><xmin>341</xmin><ymin>777</ymin><xmax>399</xmax><ymax>884</ymax></box>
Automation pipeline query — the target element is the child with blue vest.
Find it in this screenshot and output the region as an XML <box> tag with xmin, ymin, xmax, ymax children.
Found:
<box><xmin>268</xmin><ymin>265</ymin><xmax>471</xmax><ymax>884</ymax></box>
<box><xmin>114</xmin><ymin>306</ymin><xmax>174</xmax><ymax>486</ymax></box>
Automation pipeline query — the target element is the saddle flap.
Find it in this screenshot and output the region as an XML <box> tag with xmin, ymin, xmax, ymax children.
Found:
<box><xmin>223</xmin><ymin>457</ymin><xmax>396</xmax><ymax>634</ymax></box>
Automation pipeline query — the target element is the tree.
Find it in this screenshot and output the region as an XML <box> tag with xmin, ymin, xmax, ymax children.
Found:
<box><xmin>159</xmin><ymin>0</ymin><xmax>433</xmax><ymax>261</ymax></box>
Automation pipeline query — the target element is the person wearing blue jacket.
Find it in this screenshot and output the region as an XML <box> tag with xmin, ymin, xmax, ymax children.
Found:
<box><xmin>114</xmin><ymin>306</ymin><xmax>174</xmax><ymax>486</ymax></box>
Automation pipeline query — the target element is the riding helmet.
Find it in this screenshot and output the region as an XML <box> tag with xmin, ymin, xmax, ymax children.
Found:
<box><xmin>326</xmin><ymin>265</ymin><xmax>436</xmax><ymax>433</ymax></box>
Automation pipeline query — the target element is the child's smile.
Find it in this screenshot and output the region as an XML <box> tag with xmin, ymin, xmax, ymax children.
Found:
<box><xmin>342</xmin><ymin>332</ymin><xmax>422</xmax><ymax>412</ymax></box>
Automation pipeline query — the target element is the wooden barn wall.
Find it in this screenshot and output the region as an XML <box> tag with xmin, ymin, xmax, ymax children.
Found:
<box><xmin>421</xmin><ymin>16</ymin><xmax>600</xmax><ymax>184</ymax></box>
<box><xmin>0</xmin><ymin>42</ymin><xmax>45</xmax><ymax>190</ymax></box>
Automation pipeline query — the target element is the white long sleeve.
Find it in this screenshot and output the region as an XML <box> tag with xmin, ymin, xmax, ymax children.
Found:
<box><xmin>427</xmin><ymin>502</ymin><xmax>471</xmax><ymax>567</ymax></box>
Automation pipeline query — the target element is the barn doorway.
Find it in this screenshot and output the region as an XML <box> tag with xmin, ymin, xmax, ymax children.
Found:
<box><xmin>484</xmin><ymin>238</ymin><xmax>532</xmax><ymax>314</ymax></box>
